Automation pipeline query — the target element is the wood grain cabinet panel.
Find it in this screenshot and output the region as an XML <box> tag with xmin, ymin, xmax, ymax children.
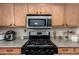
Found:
<box><xmin>14</xmin><ymin>4</ymin><xmax>27</xmax><ymax>27</ymax></box>
<box><xmin>52</xmin><ymin>5</ymin><xmax>64</xmax><ymax>26</ymax></box>
<box><xmin>0</xmin><ymin>4</ymin><xmax>2</xmax><ymax>26</ymax></box>
<box><xmin>38</xmin><ymin>4</ymin><xmax>53</xmax><ymax>14</ymax></box>
<box><xmin>75</xmin><ymin>48</ymin><xmax>79</xmax><ymax>54</ymax></box>
<box><xmin>28</xmin><ymin>4</ymin><xmax>53</xmax><ymax>14</ymax></box>
<box><xmin>52</xmin><ymin>4</ymin><xmax>79</xmax><ymax>27</ymax></box>
<box><xmin>0</xmin><ymin>48</ymin><xmax>21</xmax><ymax>55</ymax></box>
<box><xmin>28</xmin><ymin>4</ymin><xmax>38</xmax><ymax>14</ymax></box>
<box><xmin>58</xmin><ymin>48</ymin><xmax>74</xmax><ymax>54</ymax></box>
<box><xmin>64</xmin><ymin>4</ymin><xmax>79</xmax><ymax>27</ymax></box>
<box><xmin>0</xmin><ymin>4</ymin><xmax>14</xmax><ymax>27</ymax></box>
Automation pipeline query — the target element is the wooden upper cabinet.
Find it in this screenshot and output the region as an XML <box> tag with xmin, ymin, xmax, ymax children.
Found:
<box><xmin>0</xmin><ymin>4</ymin><xmax>2</xmax><ymax>26</ymax></box>
<box><xmin>1</xmin><ymin>4</ymin><xmax>14</xmax><ymax>26</ymax></box>
<box><xmin>0</xmin><ymin>3</ymin><xmax>79</xmax><ymax>27</ymax></box>
<box><xmin>38</xmin><ymin>4</ymin><xmax>53</xmax><ymax>14</ymax></box>
<box><xmin>14</xmin><ymin>4</ymin><xmax>27</xmax><ymax>27</ymax></box>
<box><xmin>28</xmin><ymin>4</ymin><xmax>53</xmax><ymax>14</ymax></box>
<box><xmin>64</xmin><ymin>4</ymin><xmax>79</xmax><ymax>27</ymax></box>
<box><xmin>52</xmin><ymin>4</ymin><xmax>79</xmax><ymax>27</ymax></box>
<box><xmin>28</xmin><ymin>4</ymin><xmax>38</xmax><ymax>14</ymax></box>
<box><xmin>52</xmin><ymin>5</ymin><xmax>64</xmax><ymax>26</ymax></box>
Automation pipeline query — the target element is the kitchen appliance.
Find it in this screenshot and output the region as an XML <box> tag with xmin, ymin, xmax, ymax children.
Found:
<box><xmin>21</xmin><ymin>32</ymin><xmax>58</xmax><ymax>55</ymax></box>
<box><xmin>63</xmin><ymin>31</ymin><xmax>69</xmax><ymax>40</ymax></box>
<box><xmin>27</xmin><ymin>14</ymin><xmax>52</xmax><ymax>28</ymax></box>
<box><xmin>4</xmin><ymin>30</ymin><xmax>16</xmax><ymax>41</ymax></box>
<box><xmin>69</xmin><ymin>35</ymin><xmax>79</xmax><ymax>42</ymax></box>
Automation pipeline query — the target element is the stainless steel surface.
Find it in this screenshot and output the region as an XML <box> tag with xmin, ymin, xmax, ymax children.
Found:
<box><xmin>26</xmin><ymin>29</ymin><xmax>52</xmax><ymax>37</ymax></box>
<box><xmin>27</xmin><ymin>31</ymin><xmax>51</xmax><ymax>45</ymax></box>
<box><xmin>26</xmin><ymin>15</ymin><xmax>52</xmax><ymax>28</ymax></box>
<box><xmin>5</xmin><ymin>30</ymin><xmax>16</xmax><ymax>41</ymax></box>
<box><xmin>29</xmin><ymin>31</ymin><xmax>50</xmax><ymax>36</ymax></box>
<box><xmin>0</xmin><ymin>34</ymin><xmax>4</xmax><ymax>40</ymax></box>
<box><xmin>10</xmin><ymin>34</ymin><xmax>13</xmax><ymax>40</ymax></box>
<box><xmin>27</xmin><ymin>26</ymin><xmax>52</xmax><ymax>29</ymax></box>
<box><xmin>27</xmin><ymin>16</ymin><xmax>52</xmax><ymax>19</ymax></box>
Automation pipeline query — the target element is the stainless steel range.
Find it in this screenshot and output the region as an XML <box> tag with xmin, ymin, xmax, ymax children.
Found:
<box><xmin>22</xmin><ymin>31</ymin><xmax>58</xmax><ymax>55</ymax></box>
<box><xmin>21</xmin><ymin>14</ymin><xmax>58</xmax><ymax>55</ymax></box>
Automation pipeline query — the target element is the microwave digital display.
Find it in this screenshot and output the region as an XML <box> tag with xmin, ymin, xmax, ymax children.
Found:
<box><xmin>28</xmin><ymin>19</ymin><xmax>46</xmax><ymax>26</ymax></box>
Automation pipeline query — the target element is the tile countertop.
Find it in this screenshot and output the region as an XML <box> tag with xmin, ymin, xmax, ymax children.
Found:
<box><xmin>51</xmin><ymin>39</ymin><xmax>79</xmax><ymax>48</ymax></box>
<box><xmin>0</xmin><ymin>39</ymin><xmax>28</xmax><ymax>48</ymax></box>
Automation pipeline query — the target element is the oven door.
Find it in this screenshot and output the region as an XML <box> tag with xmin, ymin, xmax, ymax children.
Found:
<box><xmin>28</xmin><ymin>19</ymin><xmax>46</xmax><ymax>27</ymax></box>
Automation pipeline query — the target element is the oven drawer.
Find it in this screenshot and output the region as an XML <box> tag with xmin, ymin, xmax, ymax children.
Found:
<box><xmin>58</xmin><ymin>48</ymin><xmax>74</xmax><ymax>54</ymax></box>
<box><xmin>0</xmin><ymin>48</ymin><xmax>21</xmax><ymax>55</ymax></box>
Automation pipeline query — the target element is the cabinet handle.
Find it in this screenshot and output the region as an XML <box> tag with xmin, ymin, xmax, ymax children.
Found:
<box><xmin>10</xmin><ymin>24</ymin><xmax>12</xmax><ymax>26</ymax></box>
<box><xmin>62</xmin><ymin>48</ymin><xmax>68</xmax><ymax>51</ymax></box>
<box><xmin>14</xmin><ymin>24</ymin><xmax>16</xmax><ymax>26</ymax></box>
<box><xmin>66</xmin><ymin>24</ymin><xmax>68</xmax><ymax>26</ymax></box>
<box><xmin>40</xmin><ymin>12</ymin><xmax>41</xmax><ymax>14</ymax></box>
<box><xmin>6</xmin><ymin>49</ymin><xmax>13</xmax><ymax>52</ymax></box>
<box><xmin>63</xmin><ymin>24</ymin><xmax>68</xmax><ymax>26</ymax></box>
<box><xmin>36</xmin><ymin>12</ymin><xmax>38</xmax><ymax>14</ymax></box>
<box><xmin>62</xmin><ymin>24</ymin><xmax>64</xmax><ymax>26</ymax></box>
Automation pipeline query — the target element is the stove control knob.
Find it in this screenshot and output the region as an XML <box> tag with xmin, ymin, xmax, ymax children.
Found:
<box><xmin>26</xmin><ymin>50</ymin><xmax>29</xmax><ymax>52</ymax></box>
<box><xmin>38</xmin><ymin>50</ymin><xmax>41</xmax><ymax>52</ymax></box>
<box><xmin>30</xmin><ymin>50</ymin><xmax>34</xmax><ymax>52</ymax></box>
<box><xmin>51</xmin><ymin>50</ymin><xmax>54</xmax><ymax>52</ymax></box>
<box><xmin>46</xmin><ymin>50</ymin><xmax>49</xmax><ymax>52</ymax></box>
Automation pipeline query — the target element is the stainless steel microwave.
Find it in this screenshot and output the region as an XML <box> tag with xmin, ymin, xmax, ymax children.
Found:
<box><xmin>26</xmin><ymin>14</ymin><xmax>52</xmax><ymax>28</ymax></box>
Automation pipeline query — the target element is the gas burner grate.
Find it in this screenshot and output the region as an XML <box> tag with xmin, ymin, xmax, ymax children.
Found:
<box><xmin>27</xmin><ymin>39</ymin><xmax>53</xmax><ymax>45</ymax></box>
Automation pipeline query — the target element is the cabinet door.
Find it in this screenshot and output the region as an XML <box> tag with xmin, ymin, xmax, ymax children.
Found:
<box><xmin>58</xmin><ymin>48</ymin><xmax>74</xmax><ymax>54</ymax></box>
<box><xmin>75</xmin><ymin>48</ymin><xmax>79</xmax><ymax>54</ymax></box>
<box><xmin>52</xmin><ymin>5</ymin><xmax>64</xmax><ymax>26</ymax></box>
<box><xmin>0</xmin><ymin>4</ymin><xmax>2</xmax><ymax>26</ymax></box>
<box><xmin>64</xmin><ymin>4</ymin><xmax>79</xmax><ymax>27</ymax></box>
<box><xmin>39</xmin><ymin>4</ymin><xmax>53</xmax><ymax>14</ymax></box>
<box><xmin>0</xmin><ymin>48</ymin><xmax>21</xmax><ymax>55</ymax></box>
<box><xmin>28</xmin><ymin>4</ymin><xmax>38</xmax><ymax>14</ymax></box>
<box><xmin>14</xmin><ymin>4</ymin><xmax>27</xmax><ymax>27</ymax></box>
<box><xmin>1</xmin><ymin>4</ymin><xmax>14</xmax><ymax>26</ymax></box>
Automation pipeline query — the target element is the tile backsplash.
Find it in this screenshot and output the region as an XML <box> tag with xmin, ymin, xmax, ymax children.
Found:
<box><xmin>0</xmin><ymin>28</ymin><xmax>27</xmax><ymax>38</ymax></box>
<box><xmin>52</xmin><ymin>28</ymin><xmax>79</xmax><ymax>36</ymax></box>
<box><xmin>0</xmin><ymin>27</ymin><xmax>79</xmax><ymax>39</ymax></box>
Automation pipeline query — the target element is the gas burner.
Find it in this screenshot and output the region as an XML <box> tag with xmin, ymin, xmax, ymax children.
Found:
<box><xmin>21</xmin><ymin>32</ymin><xmax>58</xmax><ymax>55</ymax></box>
<box><xmin>27</xmin><ymin>39</ymin><xmax>53</xmax><ymax>45</ymax></box>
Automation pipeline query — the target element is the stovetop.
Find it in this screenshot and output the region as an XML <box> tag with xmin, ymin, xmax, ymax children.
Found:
<box><xmin>21</xmin><ymin>37</ymin><xmax>58</xmax><ymax>55</ymax></box>
<box><xmin>21</xmin><ymin>32</ymin><xmax>58</xmax><ymax>55</ymax></box>
<box><xmin>23</xmin><ymin>39</ymin><xmax>57</xmax><ymax>48</ymax></box>
<box><xmin>27</xmin><ymin>39</ymin><xmax>52</xmax><ymax>45</ymax></box>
